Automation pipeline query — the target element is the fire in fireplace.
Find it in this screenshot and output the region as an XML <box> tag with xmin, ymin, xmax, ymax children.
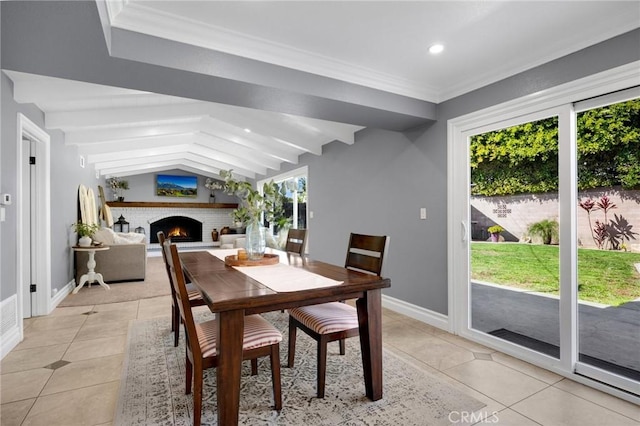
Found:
<box><xmin>150</xmin><ymin>216</ymin><xmax>203</xmax><ymax>243</ymax></box>
<box><xmin>168</xmin><ymin>227</ymin><xmax>188</xmax><ymax>239</ymax></box>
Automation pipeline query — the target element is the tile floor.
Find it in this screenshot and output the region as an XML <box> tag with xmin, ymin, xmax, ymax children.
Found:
<box><xmin>1</xmin><ymin>295</ymin><xmax>639</xmax><ymax>425</ymax></box>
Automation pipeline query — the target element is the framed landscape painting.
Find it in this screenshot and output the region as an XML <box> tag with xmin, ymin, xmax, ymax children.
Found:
<box><xmin>156</xmin><ymin>174</ymin><xmax>198</xmax><ymax>198</ymax></box>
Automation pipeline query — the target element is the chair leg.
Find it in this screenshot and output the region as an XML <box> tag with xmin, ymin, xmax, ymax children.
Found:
<box><xmin>287</xmin><ymin>317</ymin><xmax>297</xmax><ymax>368</ymax></box>
<box><xmin>171</xmin><ymin>303</ymin><xmax>175</xmax><ymax>331</ymax></box>
<box><xmin>193</xmin><ymin>366</ymin><xmax>203</xmax><ymax>426</ymax></box>
<box><xmin>251</xmin><ymin>358</ymin><xmax>258</xmax><ymax>375</ymax></box>
<box><xmin>173</xmin><ymin>307</ymin><xmax>180</xmax><ymax>347</ymax></box>
<box><xmin>317</xmin><ymin>336</ymin><xmax>328</xmax><ymax>398</ymax></box>
<box><xmin>270</xmin><ymin>344</ymin><xmax>282</xmax><ymax>411</ymax></box>
<box><xmin>185</xmin><ymin>355</ymin><xmax>193</xmax><ymax>395</ymax></box>
<box><xmin>339</xmin><ymin>338</ymin><xmax>346</xmax><ymax>355</ymax></box>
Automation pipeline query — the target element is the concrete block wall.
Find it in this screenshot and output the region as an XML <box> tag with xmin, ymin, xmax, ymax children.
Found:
<box><xmin>471</xmin><ymin>188</ymin><xmax>640</xmax><ymax>250</ymax></box>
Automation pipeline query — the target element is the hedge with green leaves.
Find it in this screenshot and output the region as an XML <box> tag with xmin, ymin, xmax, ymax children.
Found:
<box><xmin>470</xmin><ymin>99</ymin><xmax>640</xmax><ymax>196</ymax></box>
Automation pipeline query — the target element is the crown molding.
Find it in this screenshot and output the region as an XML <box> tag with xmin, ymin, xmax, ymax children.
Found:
<box><xmin>111</xmin><ymin>1</ymin><xmax>439</xmax><ymax>102</ymax></box>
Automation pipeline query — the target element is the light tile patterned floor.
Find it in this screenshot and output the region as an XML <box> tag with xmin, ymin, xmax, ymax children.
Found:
<box><xmin>1</xmin><ymin>293</ymin><xmax>639</xmax><ymax>425</ymax></box>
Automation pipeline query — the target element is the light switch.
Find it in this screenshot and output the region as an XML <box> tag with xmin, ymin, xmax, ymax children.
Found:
<box><xmin>0</xmin><ymin>207</ymin><xmax>5</xmax><ymax>222</ymax></box>
<box><xmin>420</xmin><ymin>207</ymin><xmax>427</xmax><ymax>220</ymax></box>
<box><xmin>309</xmin><ymin>211</ymin><xmax>314</xmax><ymax>219</ymax></box>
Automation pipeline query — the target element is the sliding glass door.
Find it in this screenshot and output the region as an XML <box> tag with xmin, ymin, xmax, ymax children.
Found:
<box><xmin>450</xmin><ymin>77</ymin><xmax>640</xmax><ymax>397</ymax></box>
<box><xmin>574</xmin><ymin>94</ymin><xmax>640</xmax><ymax>391</ymax></box>
<box><xmin>469</xmin><ymin>113</ymin><xmax>561</xmax><ymax>361</ymax></box>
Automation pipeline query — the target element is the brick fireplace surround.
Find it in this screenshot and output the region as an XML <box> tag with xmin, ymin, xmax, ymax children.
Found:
<box><xmin>107</xmin><ymin>202</ymin><xmax>237</xmax><ymax>251</ymax></box>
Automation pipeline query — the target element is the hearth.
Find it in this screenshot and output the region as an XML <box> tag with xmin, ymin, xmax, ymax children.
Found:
<box><xmin>150</xmin><ymin>216</ymin><xmax>203</xmax><ymax>243</ymax></box>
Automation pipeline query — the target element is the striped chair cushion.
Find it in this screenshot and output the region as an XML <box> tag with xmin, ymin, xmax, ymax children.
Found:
<box><xmin>195</xmin><ymin>315</ymin><xmax>282</xmax><ymax>358</ymax></box>
<box><xmin>185</xmin><ymin>283</ymin><xmax>203</xmax><ymax>301</ymax></box>
<box><xmin>289</xmin><ymin>302</ymin><xmax>358</xmax><ymax>334</ymax></box>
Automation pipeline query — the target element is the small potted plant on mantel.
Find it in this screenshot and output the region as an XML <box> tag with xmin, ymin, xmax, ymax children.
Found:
<box><xmin>488</xmin><ymin>225</ymin><xmax>504</xmax><ymax>243</ymax></box>
<box><xmin>205</xmin><ymin>178</ymin><xmax>224</xmax><ymax>203</ymax></box>
<box><xmin>107</xmin><ymin>177</ymin><xmax>129</xmax><ymax>202</ymax></box>
<box><xmin>73</xmin><ymin>222</ymin><xmax>100</xmax><ymax>247</ymax></box>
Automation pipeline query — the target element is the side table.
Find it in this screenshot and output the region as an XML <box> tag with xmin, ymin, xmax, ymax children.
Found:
<box><xmin>72</xmin><ymin>245</ymin><xmax>111</xmax><ymax>293</ymax></box>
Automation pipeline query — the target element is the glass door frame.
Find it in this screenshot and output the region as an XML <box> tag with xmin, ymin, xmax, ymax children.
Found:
<box><xmin>447</xmin><ymin>61</ymin><xmax>640</xmax><ymax>402</ymax></box>
<box><xmin>572</xmin><ymin>87</ymin><xmax>640</xmax><ymax>392</ymax></box>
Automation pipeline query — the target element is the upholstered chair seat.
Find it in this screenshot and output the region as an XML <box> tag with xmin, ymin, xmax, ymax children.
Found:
<box><xmin>288</xmin><ymin>302</ymin><xmax>358</xmax><ymax>335</ymax></box>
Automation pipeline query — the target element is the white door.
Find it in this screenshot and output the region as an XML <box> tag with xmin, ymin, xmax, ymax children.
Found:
<box><xmin>449</xmin><ymin>76</ymin><xmax>640</xmax><ymax>398</ymax></box>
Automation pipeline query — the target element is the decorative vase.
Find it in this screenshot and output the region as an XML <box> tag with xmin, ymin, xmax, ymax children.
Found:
<box><xmin>490</xmin><ymin>233</ymin><xmax>500</xmax><ymax>242</ymax></box>
<box><xmin>117</xmin><ymin>196</ymin><xmax>125</xmax><ymax>202</ymax></box>
<box><xmin>209</xmin><ymin>193</ymin><xmax>216</xmax><ymax>204</ymax></box>
<box><xmin>245</xmin><ymin>217</ymin><xmax>266</xmax><ymax>260</ymax></box>
<box><xmin>78</xmin><ymin>236</ymin><xmax>92</xmax><ymax>247</ymax></box>
<box><xmin>211</xmin><ymin>228</ymin><xmax>219</xmax><ymax>242</ymax></box>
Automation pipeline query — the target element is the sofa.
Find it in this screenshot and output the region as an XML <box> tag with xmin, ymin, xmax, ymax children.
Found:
<box><xmin>219</xmin><ymin>234</ymin><xmax>246</xmax><ymax>249</ymax></box>
<box><xmin>75</xmin><ymin>228</ymin><xmax>147</xmax><ymax>284</ymax></box>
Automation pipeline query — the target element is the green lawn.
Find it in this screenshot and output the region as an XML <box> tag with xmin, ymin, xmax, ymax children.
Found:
<box><xmin>471</xmin><ymin>242</ymin><xmax>640</xmax><ymax>306</ymax></box>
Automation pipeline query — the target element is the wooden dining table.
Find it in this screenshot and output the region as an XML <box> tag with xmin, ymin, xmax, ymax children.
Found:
<box><xmin>179</xmin><ymin>250</ymin><xmax>391</xmax><ymax>425</ymax></box>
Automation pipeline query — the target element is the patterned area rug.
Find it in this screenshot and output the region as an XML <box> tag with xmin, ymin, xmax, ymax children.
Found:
<box><xmin>115</xmin><ymin>311</ymin><xmax>485</xmax><ymax>425</ymax></box>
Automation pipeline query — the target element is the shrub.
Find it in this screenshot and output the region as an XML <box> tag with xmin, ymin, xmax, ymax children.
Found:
<box><xmin>527</xmin><ymin>219</ymin><xmax>559</xmax><ymax>245</ymax></box>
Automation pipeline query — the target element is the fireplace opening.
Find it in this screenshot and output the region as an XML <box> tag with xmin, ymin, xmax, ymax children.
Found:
<box><xmin>150</xmin><ymin>216</ymin><xmax>203</xmax><ymax>243</ymax></box>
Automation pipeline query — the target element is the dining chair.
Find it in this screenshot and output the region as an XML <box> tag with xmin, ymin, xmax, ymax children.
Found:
<box><xmin>287</xmin><ymin>233</ymin><xmax>387</xmax><ymax>398</ymax></box>
<box><xmin>284</xmin><ymin>228</ymin><xmax>307</xmax><ymax>265</ymax></box>
<box><xmin>157</xmin><ymin>231</ymin><xmax>207</xmax><ymax>347</ymax></box>
<box><xmin>164</xmin><ymin>241</ymin><xmax>283</xmax><ymax>426</ymax></box>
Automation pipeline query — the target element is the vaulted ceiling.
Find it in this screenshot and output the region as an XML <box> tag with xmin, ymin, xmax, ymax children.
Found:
<box><xmin>5</xmin><ymin>70</ymin><xmax>362</xmax><ymax>180</ymax></box>
<box><xmin>3</xmin><ymin>1</ymin><xmax>638</xmax><ymax>180</ymax></box>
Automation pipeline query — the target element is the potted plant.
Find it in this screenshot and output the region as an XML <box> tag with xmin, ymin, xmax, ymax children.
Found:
<box><xmin>107</xmin><ymin>177</ymin><xmax>129</xmax><ymax>202</ymax></box>
<box><xmin>487</xmin><ymin>225</ymin><xmax>504</xmax><ymax>242</ymax></box>
<box><xmin>204</xmin><ymin>177</ymin><xmax>224</xmax><ymax>203</ymax></box>
<box><xmin>527</xmin><ymin>219</ymin><xmax>558</xmax><ymax>245</ymax></box>
<box><xmin>72</xmin><ymin>222</ymin><xmax>100</xmax><ymax>247</ymax></box>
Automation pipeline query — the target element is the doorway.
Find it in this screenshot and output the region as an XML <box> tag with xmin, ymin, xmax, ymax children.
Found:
<box><xmin>17</xmin><ymin>114</ymin><xmax>51</xmax><ymax>322</ymax></box>
<box><xmin>448</xmin><ymin>66</ymin><xmax>640</xmax><ymax>400</ymax></box>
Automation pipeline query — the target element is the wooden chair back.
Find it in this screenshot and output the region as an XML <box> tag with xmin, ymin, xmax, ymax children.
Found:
<box><xmin>285</xmin><ymin>228</ymin><xmax>307</xmax><ymax>265</ymax></box>
<box><xmin>344</xmin><ymin>233</ymin><xmax>387</xmax><ymax>276</ymax></box>
<box><xmin>158</xmin><ymin>231</ymin><xmax>176</xmax><ymax>292</ymax></box>
<box><xmin>163</xmin><ymin>241</ymin><xmax>202</xmax><ymax>360</ymax></box>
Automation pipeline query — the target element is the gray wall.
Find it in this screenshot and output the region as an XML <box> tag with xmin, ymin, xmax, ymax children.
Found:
<box><xmin>272</xmin><ymin>128</ymin><xmax>449</xmax><ymax>310</ymax></box>
<box><xmin>1</xmin><ymin>73</ymin><xmax>99</xmax><ymax>301</ymax></box>
<box><xmin>117</xmin><ymin>171</ymin><xmax>236</xmax><ymax>204</ymax></box>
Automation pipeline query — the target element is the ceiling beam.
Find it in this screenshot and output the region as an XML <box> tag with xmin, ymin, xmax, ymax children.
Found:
<box><xmin>1</xmin><ymin>1</ymin><xmax>437</xmax><ymax>131</ymax></box>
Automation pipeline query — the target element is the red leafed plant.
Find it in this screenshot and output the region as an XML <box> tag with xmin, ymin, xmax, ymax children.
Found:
<box><xmin>579</xmin><ymin>195</ymin><xmax>636</xmax><ymax>250</ymax></box>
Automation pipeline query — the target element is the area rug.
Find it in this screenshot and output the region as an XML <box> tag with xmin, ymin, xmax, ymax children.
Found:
<box><xmin>115</xmin><ymin>311</ymin><xmax>485</xmax><ymax>425</ymax></box>
<box><xmin>58</xmin><ymin>257</ymin><xmax>170</xmax><ymax>307</ymax></box>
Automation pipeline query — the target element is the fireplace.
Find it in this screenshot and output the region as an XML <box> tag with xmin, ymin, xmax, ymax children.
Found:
<box><xmin>150</xmin><ymin>216</ymin><xmax>203</xmax><ymax>243</ymax></box>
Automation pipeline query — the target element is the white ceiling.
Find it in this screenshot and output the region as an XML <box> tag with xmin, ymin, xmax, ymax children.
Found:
<box><xmin>109</xmin><ymin>0</ymin><xmax>640</xmax><ymax>102</ymax></box>
<box><xmin>6</xmin><ymin>1</ymin><xmax>639</xmax><ymax>180</ymax></box>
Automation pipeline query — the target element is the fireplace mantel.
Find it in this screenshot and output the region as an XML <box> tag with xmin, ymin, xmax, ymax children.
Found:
<box><xmin>106</xmin><ymin>201</ymin><xmax>238</xmax><ymax>209</ymax></box>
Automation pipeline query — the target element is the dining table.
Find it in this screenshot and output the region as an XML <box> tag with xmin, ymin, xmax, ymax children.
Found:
<box><xmin>179</xmin><ymin>249</ymin><xmax>391</xmax><ymax>425</ymax></box>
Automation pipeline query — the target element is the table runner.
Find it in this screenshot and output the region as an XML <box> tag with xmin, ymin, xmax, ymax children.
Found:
<box><xmin>206</xmin><ymin>249</ymin><xmax>343</xmax><ymax>292</ymax></box>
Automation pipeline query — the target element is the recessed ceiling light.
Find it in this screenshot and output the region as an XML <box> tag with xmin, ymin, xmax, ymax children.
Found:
<box><xmin>244</xmin><ymin>128</ymin><xmax>251</xmax><ymax>133</ymax></box>
<box><xmin>429</xmin><ymin>44</ymin><xmax>444</xmax><ymax>54</ymax></box>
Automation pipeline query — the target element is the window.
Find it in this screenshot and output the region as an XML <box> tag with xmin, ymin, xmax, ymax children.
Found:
<box><xmin>258</xmin><ymin>166</ymin><xmax>308</xmax><ymax>234</ymax></box>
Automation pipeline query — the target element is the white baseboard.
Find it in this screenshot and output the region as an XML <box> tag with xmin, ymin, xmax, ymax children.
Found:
<box><xmin>382</xmin><ymin>294</ymin><xmax>450</xmax><ymax>332</ymax></box>
<box><xmin>50</xmin><ymin>280</ymin><xmax>75</xmax><ymax>312</ymax></box>
<box><xmin>1</xmin><ymin>325</ymin><xmax>21</xmax><ymax>359</ymax></box>
<box><xmin>1</xmin><ymin>295</ymin><xmax>21</xmax><ymax>359</ymax></box>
